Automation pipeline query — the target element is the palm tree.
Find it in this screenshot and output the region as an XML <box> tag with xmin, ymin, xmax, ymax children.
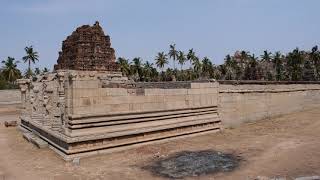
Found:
<box><xmin>150</xmin><ymin>67</ymin><xmax>159</xmax><ymax>82</ymax></box>
<box><xmin>164</xmin><ymin>68</ymin><xmax>175</xmax><ymax>81</ymax></box>
<box><xmin>187</xmin><ymin>49</ymin><xmax>199</xmax><ymax>74</ymax></box>
<box><xmin>261</xmin><ymin>50</ymin><xmax>272</xmax><ymax>62</ymax></box>
<box><xmin>177</xmin><ymin>51</ymin><xmax>186</xmax><ymax>70</ymax></box>
<box><xmin>192</xmin><ymin>57</ymin><xmax>202</xmax><ymax>78</ymax></box>
<box><xmin>224</xmin><ymin>55</ymin><xmax>234</xmax><ymax>80</ymax></box>
<box><xmin>34</xmin><ymin>67</ymin><xmax>41</xmax><ymax>75</ymax></box>
<box><xmin>143</xmin><ymin>61</ymin><xmax>154</xmax><ymax>81</ymax></box>
<box><xmin>1</xmin><ymin>57</ymin><xmax>21</xmax><ymax>83</ymax></box>
<box><xmin>223</xmin><ymin>54</ymin><xmax>240</xmax><ymax>80</ymax></box>
<box><xmin>155</xmin><ymin>52</ymin><xmax>168</xmax><ymax>72</ymax></box>
<box><xmin>310</xmin><ymin>46</ymin><xmax>320</xmax><ymax>80</ymax></box>
<box><xmin>201</xmin><ymin>57</ymin><xmax>212</xmax><ymax>78</ymax></box>
<box><xmin>187</xmin><ymin>49</ymin><xmax>196</xmax><ymax>63</ymax></box>
<box><xmin>43</xmin><ymin>67</ymin><xmax>49</xmax><ymax>73</ymax></box>
<box><xmin>117</xmin><ymin>57</ymin><xmax>131</xmax><ymax>76</ymax></box>
<box><xmin>239</xmin><ymin>50</ymin><xmax>249</xmax><ymax>76</ymax></box>
<box><xmin>273</xmin><ymin>52</ymin><xmax>284</xmax><ymax>81</ymax></box>
<box><xmin>260</xmin><ymin>50</ymin><xmax>273</xmax><ymax>80</ymax></box>
<box><xmin>287</xmin><ymin>48</ymin><xmax>304</xmax><ymax>81</ymax></box>
<box><xmin>22</xmin><ymin>46</ymin><xmax>39</xmax><ymax>78</ymax></box>
<box><xmin>168</xmin><ymin>44</ymin><xmax>178</xmax><ymax>69</ymax></box>
<box><xmin>244</xmin><ymin>54</ymin><xmax>259</xmax><ymax>80</ymax></box>
<box><xmin>131</xmin><ymin>57</ymin><xmax>143</xmax><ymax>81</ymax></box>
<box><xmin>239</xmin><ymin>51</ymin><xmax>249</xmax><ymax>65</ymax></box>
<box><xmin>303</xmin><ymin>58</ymin><xmax>315</xmax><ymax>81</ymax></box>
<box><xmin>225</xmin><ymin>54</ymin><xmax>233</xmax><ymax>67</ymax></box>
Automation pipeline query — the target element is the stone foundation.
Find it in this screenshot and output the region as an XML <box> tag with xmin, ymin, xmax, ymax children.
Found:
<box><xmin>18</xmin><ymin>70</ymin><xmax>222</xmax><ymax>160</ymax></box>
<box><xmin>17</xmin><ymin>71</ymin><xmax>320</xmax><ymax>160</ymax></box>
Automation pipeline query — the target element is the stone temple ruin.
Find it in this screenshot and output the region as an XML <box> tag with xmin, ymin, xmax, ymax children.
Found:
<box><xmin>17</xmin><ymin>22</ymin><xmax>320</xmax><ymax>160</ymax></box>
<box><xmin>18</xmin><ymin>22</ymin><xmax>222</xmax><ymax>160</ymax></box>
<box><xmin>54</xmin><ymin>21</ymin><xmax>119</xmax><ymax>72</ymax></box>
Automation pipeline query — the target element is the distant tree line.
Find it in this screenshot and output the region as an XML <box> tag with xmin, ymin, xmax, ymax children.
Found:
<box><xmin>0</xmin><ymin>46</ymin><xmax>49</xmax><ymax>89</ymax></box>
<box><xmin>2</xmin><ymin>44</ymin><xmax>320</xmax><ymax>89</ymax></box>
<box><xmin>117</xmin><ymin>44</ymin><xmax>320</xmax><ymax>82</ymax></box>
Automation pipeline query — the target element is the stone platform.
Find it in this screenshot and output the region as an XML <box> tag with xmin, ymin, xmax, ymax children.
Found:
<box><xmin>17</xmin><ymin>70</ymin><xmax>222</xmax><ymax>160</ymax></box>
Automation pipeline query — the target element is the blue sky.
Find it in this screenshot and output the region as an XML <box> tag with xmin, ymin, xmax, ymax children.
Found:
<box><xmin>1</xmin><ymin>0</ymin><xmax>319</xmax><ymax>71</ymax></box>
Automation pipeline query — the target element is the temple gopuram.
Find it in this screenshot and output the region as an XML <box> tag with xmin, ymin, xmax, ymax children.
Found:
<box><xmin>54</xmin><ymin>21</ymin><xmax>119</xmax><ymax>71</ymax></box>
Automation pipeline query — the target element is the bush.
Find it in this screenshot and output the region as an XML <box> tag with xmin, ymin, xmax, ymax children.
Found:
<box><xmin>0</xmin><ymin>76</ymin><xmax>18</xmax><ymax>90</ymax></box>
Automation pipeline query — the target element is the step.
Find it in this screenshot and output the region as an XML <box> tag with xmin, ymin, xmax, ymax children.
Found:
<box><xmin>22</xmin><ymin>132</ymin><xmax>48</xmax><ymax>149</ymax></box>
<box><xmin>69</xmin><ymin>110</ymin><xmax>218</xmax><ymax>129</ymax></box>
<box><xmin>69</xmin><ymin>114</ymin><xmax>220</xmax><ymax>137</ymax></box>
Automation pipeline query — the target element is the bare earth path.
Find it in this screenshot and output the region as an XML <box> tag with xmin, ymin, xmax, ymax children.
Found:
<box><xmin>0</xmin><ymin>105</ymin><xmax>320</xmax><ymax>180</ymax></box>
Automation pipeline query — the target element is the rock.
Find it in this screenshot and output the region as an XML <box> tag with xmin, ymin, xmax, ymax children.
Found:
<box><xmin>4</xmin><ymin>121</ymin><xmax>17</xmax><ymax>127</ymax></box>
<box><xmin>72</xmin><ymin>158</ymin><xmax>80</xmax><ymax>166</ymax></box>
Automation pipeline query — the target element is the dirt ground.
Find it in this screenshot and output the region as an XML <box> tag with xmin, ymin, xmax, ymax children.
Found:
<box><xmin>0</xmin><ymin>105</ymin><xmax>320</xmax><ymax>180</ymax></box>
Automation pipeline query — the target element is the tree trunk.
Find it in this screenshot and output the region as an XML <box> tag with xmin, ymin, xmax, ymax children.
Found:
<box><xmin>28</xmin><ymin>60</ymin><xmax>31</xmax><ymax>78</ymax></box>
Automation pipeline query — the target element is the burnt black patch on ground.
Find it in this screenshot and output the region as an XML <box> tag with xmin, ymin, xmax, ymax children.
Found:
<box><xmin>144</xmin><ymin>150</ymin><xmax>241</xmax><ymax>179</ymax></box>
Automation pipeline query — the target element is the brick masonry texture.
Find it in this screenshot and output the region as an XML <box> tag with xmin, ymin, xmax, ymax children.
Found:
<box><xmin>54</xmin><ymin>21</ymin><xmax>119</xmax><ymax>72</ymax></box>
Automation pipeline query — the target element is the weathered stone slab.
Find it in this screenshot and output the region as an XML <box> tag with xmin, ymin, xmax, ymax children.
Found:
<box><xmin>4</xmin><ymin>121</ymin><xmax>17</xmax><ymax>127</ymax></box>
<box><xmin>23</xmin><ymin>132</ymin><xmax>49</xmax><ymax>149</ymax></box>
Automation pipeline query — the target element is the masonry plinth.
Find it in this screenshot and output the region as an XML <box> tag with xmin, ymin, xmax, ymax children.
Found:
<box><xmin>18</xmin><ymin>70</ymin><xmax>221</xmax><ymax>160</ymax></box>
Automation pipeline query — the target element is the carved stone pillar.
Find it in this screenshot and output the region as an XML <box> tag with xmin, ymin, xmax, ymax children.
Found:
<box><xmin>17</xmin><ymin>79</ymin><xmax>31</xmax><ymax>120</ymax></box>
<box><xmin>54</xmin><ymin>71</ymin><xmax>66</xmax><ymax>132</ymax></box>
<box><xmin>59</xmin><ymin>71</ymin><xmax>73</xmax><ymax>136</ymax></box>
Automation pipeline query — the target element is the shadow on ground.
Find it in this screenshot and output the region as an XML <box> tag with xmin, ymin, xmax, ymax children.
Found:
<box><xmin>143</xmin><ymin>150</ymin><xmax>241</xmax><ymax>179</ymax></box>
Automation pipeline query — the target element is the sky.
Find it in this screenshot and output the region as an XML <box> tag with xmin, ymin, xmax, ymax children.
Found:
<box><xmin>1</xmin><ymin>0</ymin><xmax>319</xmax><ymax>71</ymax></box>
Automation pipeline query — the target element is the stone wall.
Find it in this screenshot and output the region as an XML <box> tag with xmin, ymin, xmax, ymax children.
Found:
<box><xmin>71</xmin><ymin>80</ymin><xmax>320</xmax><ymax>128</ymax></box>
<box><xmin>66</xmin><ymin>73</ymin><xmax>220</xmax><ymax>138</ymax></box>
<box><xmin>218</xmin><ymin>83</ymin><xmax>320</xmax><ymax>127</ymax></box>
<box><xmin>70</xmin><ymin>82</ymin><xmax>219</xmax><ymax>117</ymax></box>
<box><xmin>17</xmin><ymin>71</ymin><xmax>320</xmax><ymax>159</ymax></box>
<box><xmin>0</xmin><ymin>90</ymin><xmax>20</xmax><ymax>105</ymax></box>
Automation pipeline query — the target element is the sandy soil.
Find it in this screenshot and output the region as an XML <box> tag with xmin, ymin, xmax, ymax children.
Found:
<box><xmin>0</xmin><ymin>105</ymin><xmax>320</xmax><ymax>180</ymax></box>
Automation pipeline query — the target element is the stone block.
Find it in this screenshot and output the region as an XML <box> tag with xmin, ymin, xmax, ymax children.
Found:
<box><xmin>23</xmin><ymin>132</ymin><xmax>48</xmax><ymax>149</ymax></box>
<box><xmin>72</xmin><ymin>80</ymin><xmax>99</xmax><ymax>89</ymax></box>
<box><xmin>165</xmin><ymin>101</ymin><xmax>187</xmax><ymax>109</ymax></box>
<box><xmin>187</xmin><ymin>89</ymin><xmax>202</xmax><ymax>95</ymax></box>
<box><xmin>151</xmin><ymin>88</ymin><xmax>165</xmax><ymax>95</ymax></box>
<box><xmin>164</xmin><ymin>89</ymin><xmax>188</xmax><ymax>95</ymax></box>
<box><xmin>164</xmin><ymin>95</ymin><xmax>187</xmax><ymax>102</ymax></box>
<box><xmin>106</xmin><ymin>88</ymin><xmax>128</xmax><ymax>96</ymax></box>
<box><xmin>101</xmin><ymin>96</ymin><xmax>129</xmax><ymax>105</ymax></box>
<box><xmin>110</xmin><ymin>103</ymin><xmax>130</xmax><ymax>112</ymax></box>
<box><xmin>190</xmin><ymin>83</ymin><xmax>201</xmax><ymax>89</ymax></box>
